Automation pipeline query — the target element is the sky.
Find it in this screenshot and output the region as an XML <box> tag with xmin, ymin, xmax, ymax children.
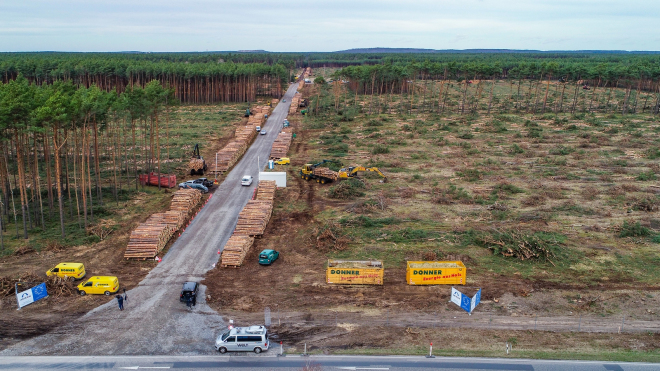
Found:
<box><xmin>1</xmin><ymin>0</ymin><xmax>659</xmax><ymax>52</ymax></box>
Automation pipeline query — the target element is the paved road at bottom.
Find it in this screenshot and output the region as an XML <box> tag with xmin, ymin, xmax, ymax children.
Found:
<box><xmin>0</xmin><ymin>83</ymin><xmax>300</xmax><ymax>356</ymax></box>
<box><xmin>0</xmin><ymin>355</ymin><xmax>655</xmax><ymax>371</ymax></box>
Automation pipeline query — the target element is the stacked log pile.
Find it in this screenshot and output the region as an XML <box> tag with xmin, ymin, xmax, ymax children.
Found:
<box><xmin>219</xmin><ymin>235</ymin><xmax>255</xmax><ymax>268</ymax></box>
<box><xmin>124</xmin><ymin>188</ymin><xmax>202</xmax><ymax>259</ymax></box>
<box><xmin>213</xmin><ymin>125</ymin><xmax>258</xmax><ymax>173</ymax></box>
<box><xmin>219</xmin><ymin>181</ymin><xmax>277</xmax><ymax>267</ymax></box>
<box><xmin>289</xmin><ymin>93</ymin><xmax>301</xmax><ymax>114</ymax></box>
<box><xmin>233</xmin><ymin>200</ymin><xmax>274</xmax><ymax>237</ymax></box>
<box><xmin>170</xmin><ymin>188</ymin><xmax>203</xmax><ymax>215</ymax></box>
<box><xmin>269</xmin><ymin>132</ymin><xmax>293</xmax><ymax>159</ymax></box>
<box><xmin>313</xmin><ymin>167</ymin><xmax>339</xmax><ymax>181</ymax></box>
<box><xmin>255</xmin><ymin>180</ymin><xmax>277</xmax><ymax>201</ymax></box>
<box><xmin>124</xmin><ymin>223</ymin><xmax>174</xmax><ymax>259</ymax></box>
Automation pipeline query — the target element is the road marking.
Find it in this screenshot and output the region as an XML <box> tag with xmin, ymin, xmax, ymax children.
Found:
<box><xmin>120</xmin><ymin>367</ymin><xmax>171</xmax><ymax>370</ymax></box>
<box><xmin>336</xmin><ymin>368</ymin><xmax>389</xmax><ymax>370</ymax></box>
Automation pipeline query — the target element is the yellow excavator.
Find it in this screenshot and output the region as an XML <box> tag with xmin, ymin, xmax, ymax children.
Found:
<box><xmin>338</xmin><ymin>166</ymin><xmax>387</xmax><ymax>182</ymax></box>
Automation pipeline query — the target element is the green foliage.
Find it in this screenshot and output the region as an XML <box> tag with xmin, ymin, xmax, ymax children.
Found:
<box><xmin>619</xmin><ymin>221</ymin><xmax>652</xmax><ymax>238</ymax></box>
<box><xmin>636</xmin><ymin>171</ymin><xmax>657</xmax><ymax>181</ymax></box>
<box><xmin>456</xmin><ymin>169</ymin><xmax>482</xmax><ymax>182</ymax></box>
<box><xmin>372</xmin><ymin>145</ymin><xmax>391</xmax><ymax>154</ymax></box>
<box><xmin>509</xmin><ymin>144</ymin><xmax>525</xmax><ymax>154</ymax></box>
<box><xmin>458</xmin><ymin>132</ymin><xmax>474</xmax><ymax>139</ymax></box>
<box><xmin>339</xmin><ymin>216</ymin><xmax>399</xmax><ymax>228</ymax></box>
<box><xmin>493</xmin><ymin>183</ymin><xmax>525</xmax><ymax>195</ymax></box>
<box><xmin>549</xmin><ymin>145</ymin><xmax>575</xmax><ymax>155</ymax></box>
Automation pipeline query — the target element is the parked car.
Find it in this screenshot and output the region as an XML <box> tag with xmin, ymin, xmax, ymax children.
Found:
<box><xmin>46</xmin><ymin>262</ymin><xmax>86</xmax><ymax>280</ymax></box>
<box><xmin>283</xmin><ymin>99</ymin><xmax>286</xmax><ymax>103</ymax></box>
<box><xmin>180</xmin><ymin>281</ymin><xmax>198</xmax><ymax>306</ymax></box>
<box><xmin>241</xmin><ymin>175</ymin><xmax>253</xmax><ymax>186</ymax></box>
<box><xmin>258</xmin><ymin>249</ymin><xmax>279</xmax><ymax>265</ymax></box>
<box><xmin>77</xmin><ymin>276</ymin><xmax>119</xmax><ymax>296</ymax></box>
<box><xmin>179</xmin><ymin>181</ymin><xmax>208</xmax><ymax>193</ymax></box>
<box><xmin>193</xmin><ymin>177</ymin><xmax>214</xmax><ymax>188</ymax></box>
<box><xmin>260</xmin><ymin>130</ymin><xmax>267</xmax><ymax>135</ymax></box>
<box><xmin>274</xmin><ymin>157</ymin><xmax>290</xmax><ymax>165</ymax></box>
<box><xmin>255</xmin><ymin>126</ymin><xmax>261</xmax><ymax>132</ymax></box>
<box><xmin>215</xmin><ymin>325</ymin><xmax>269</xmax><ymax>354</ymax></box>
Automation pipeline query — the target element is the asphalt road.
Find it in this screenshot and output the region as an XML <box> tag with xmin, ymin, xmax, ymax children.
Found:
<box><xmin>0</xmin><ymin>355</ymin><xmax>656</xmax><ymax>370</ymax></box>
<box><xmin>0</xmin><ymin>83</ymin><xmax>301</xmax><ymax>356</ymax></box>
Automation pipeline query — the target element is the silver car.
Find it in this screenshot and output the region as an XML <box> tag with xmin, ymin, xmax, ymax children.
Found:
<box><xmin>215</xmin><ymin>326</ymin><xmax>269</xmax><ymax>354</ymax></box>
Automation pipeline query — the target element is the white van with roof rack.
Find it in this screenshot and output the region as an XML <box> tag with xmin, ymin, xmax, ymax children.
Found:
<box><xmin>215</xmin><ymin>325</ymin><xmax>269</xmax><ymax>354</ymax></box>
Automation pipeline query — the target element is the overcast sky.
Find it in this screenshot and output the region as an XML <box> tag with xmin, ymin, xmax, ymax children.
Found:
<box><xmin>1</xmin><ymin>0</ymin><xmax>658</xmax><ymax>52</ymax></box>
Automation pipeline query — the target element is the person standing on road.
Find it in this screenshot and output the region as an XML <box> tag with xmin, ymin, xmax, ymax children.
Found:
<box><xmin>123</xmin><ymin>288</ymin><xmax>128</xmax><ymax>302</ymax></box>
<box><xmin>115</xmin><ymin>294</ymin><xmax>124</xmax><ymax>311</ymax></box>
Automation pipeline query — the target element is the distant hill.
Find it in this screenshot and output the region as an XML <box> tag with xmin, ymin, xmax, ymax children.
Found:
<box><xmin>334</xmin><ymin>47</ymin><xmax>660</xmax><ymax>54</ymax></box>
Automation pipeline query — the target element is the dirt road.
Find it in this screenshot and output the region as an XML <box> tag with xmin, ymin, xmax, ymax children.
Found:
<box><xmin>1</xmin><ymin>83</ymin><xmax>301</xmax><ymax>356</ymax></box>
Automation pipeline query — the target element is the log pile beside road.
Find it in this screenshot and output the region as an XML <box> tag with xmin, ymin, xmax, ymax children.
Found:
<box><xmin>269</xmin><ymin>132</ymin><xmax>293</xmax><ymax>159</ymax></box>
<box><xmin>221</xmin><ymin>181</ymin><xmax>278</xmax><ymax>267</ymax></box>
<box><xmin>213</xmin><ymin>125</ymin><xmax>258</xmax><ymax>174</ymax></box>
<box><xmin>220</xmin><ymin>235</ymin><xmax>255</xmax><ymax>268</ymax></box>
<box><xmin>124</xmin><ymin>188</ymin><xmax>202</xmax><ymax>259</ymax></box>
<box><xmin>233</xmin><ymin>200</ymin><xmax>274</xmax><ymax>237</ymax></box>
<box><xmin>289</xmin><ymin>93</ymin><xmax>301</xmax><ymax>114</ymax></box>
<box><xmin>255</xmin><ymin>180</ymin><xmax>277</xmax><ymax>201</ymax></box>
<box><xmin>212</xmin><ymin>105</ymin><xmax>271</xmax><ymax>175</ymax></box>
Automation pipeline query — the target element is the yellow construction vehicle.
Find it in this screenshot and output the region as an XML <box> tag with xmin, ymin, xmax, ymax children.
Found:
<box><xmin>338</xmin><ymin>166</ymin><xmax>387</xmax><ymax>182</ymax></box>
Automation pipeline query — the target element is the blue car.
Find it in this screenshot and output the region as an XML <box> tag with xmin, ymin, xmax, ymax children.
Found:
<box><xmin>178</xmin><ymin>181</ymin><xmax>208</xmax><ymax>193</ymax></box>
<box><xmin>258</xmin><ymin>249</ymin><xmax>279</xmax><ymax>265</ymax></box>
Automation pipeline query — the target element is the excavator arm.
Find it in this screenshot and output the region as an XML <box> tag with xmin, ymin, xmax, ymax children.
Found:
<box><xmin>338</xmin><ymin>166</ymin><xmax>387</xmax><ymax>182</ymax></box>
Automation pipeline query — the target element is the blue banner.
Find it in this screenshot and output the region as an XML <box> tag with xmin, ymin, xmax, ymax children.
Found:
<box><xmin>451</xmin><ymin>287</ymin><xmax>482</xmax><ymax>315</ymax></box>
<box><xmin>32</xmin><ymin>283</ymin><xmax>48</xmax><ymax>301</ymax></box>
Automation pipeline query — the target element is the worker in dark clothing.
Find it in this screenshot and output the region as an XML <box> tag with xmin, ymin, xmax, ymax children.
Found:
<box><xmin>123</xmin><ymin>288</ymin><xmax>128</xmax><ymax>302</ymax></box>
<box><xmin>115</xmin><ymin>294</ymin><xmax>124</xmax><ymax>311</ymax></box>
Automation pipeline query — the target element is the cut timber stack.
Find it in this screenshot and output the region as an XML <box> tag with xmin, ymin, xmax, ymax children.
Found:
<box><xmin>124</xmin><ymin>188</ymin><xmax>203</xmax><ymax>260</ymax></box>
<box><xmin>187</xmin><ymin>158</ymin><xmax>205</xmax><ymax>173</ymax></box>
<box><xmin>269</xmin><ymin>132</ymin><xmax>293</xmax><ymax>159</ymax></box>
<box><xmin>124</xmin><ymin>223</ymin><xmax>174</xmax><ymax>259</ymax></box>
<box><xmin>220</xmin><ymin>235</ymin><xmax>255</xmax><ymax>268</ymax></box>
<box><xmin>170</xmin><ymin>188</ymin><xmax>203</xmax><ymax>216</ymax></box>
<box><xmin>213</xmin><ymin>125</ymin><xmax>257</xmax><ymax>173</ymax></box>
<box><xmin>256</xmin><ymin>180</ymin><xmax>277</xmax><ymax>201</ymax></box>
<box><xmin>313</xmin><ymin>167</ymin><xmax>339</xmax><ymax>181</ymax></box>
<box><xmin>290</xmin><ymin>93</ymin><xmax>301</xmax><ymax>114</ymax></box>
<box><xmin>234</xmin><ymin>200</ymin><xmax>274</xmax><ymax>237</ymax></box>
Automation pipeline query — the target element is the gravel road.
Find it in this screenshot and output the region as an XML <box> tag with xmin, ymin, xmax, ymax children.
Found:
<box><xmin>1</xmin><ymin>83</ymin><xmax>301</xmax><ymax>356</ymax></box>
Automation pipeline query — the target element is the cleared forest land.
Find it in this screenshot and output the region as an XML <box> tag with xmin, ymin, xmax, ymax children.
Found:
<box><xmin>204</xmin><ymin>74</ymin><xmax>660</xmax><ymax>360</ymax></box>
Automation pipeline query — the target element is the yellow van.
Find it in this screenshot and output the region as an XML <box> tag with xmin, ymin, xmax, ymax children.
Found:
<box><xmin>46</xmin><ymin>262</ymin><xmax>86</xmax><ymax>280</ymax></box>
<box><xmin>77</xmin><ymin>276</ymin><xmax>119</xmax><ymax>296</ymax></box>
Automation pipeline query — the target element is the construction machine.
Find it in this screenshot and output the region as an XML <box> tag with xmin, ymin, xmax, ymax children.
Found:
<box><xmin>187</xmin><ymin>144</ymin><xmax>207</xmax><ymax>175</ymax></box>
<box><xmin>300</xmin><ymin>160</ymin><xmax>341</xmax><ymax>184</ymax></box>
<box><xmin>338</xmin><ymin>166</ymin><xmax>387</xmax><ymax>182</ymax></box>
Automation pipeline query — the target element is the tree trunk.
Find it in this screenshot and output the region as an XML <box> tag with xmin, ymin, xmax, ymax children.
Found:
<box><xmin>53</xmin><ymin>126</ymin><xmax>66</xmax><ymax>237</ymax></box>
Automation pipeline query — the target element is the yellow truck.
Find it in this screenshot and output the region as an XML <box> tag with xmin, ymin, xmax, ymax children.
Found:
<box><xmin>406</xmin><ymin>261</ymin><xmax>466</xmax><ymax>285</ymax></box>
<box><xmin>327</xmin><ymin>260</ymin><xmax>383</xmax><ymax>285</ymax></box>
<box><xmin>46</xmin><ymin>262</ymin><xmax>86</xmax><ymax>280</ymax></box>
<box><xmin>77</xmin><ymin>276</ymin><xmax>120</xmax><ymax>296</ymax></box>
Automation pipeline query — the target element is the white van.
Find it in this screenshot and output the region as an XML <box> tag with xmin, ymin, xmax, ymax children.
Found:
<box><xmin>215</xmin><ymin>325</ymin><xmax>269</xmax><ymax>354</ymax></box>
